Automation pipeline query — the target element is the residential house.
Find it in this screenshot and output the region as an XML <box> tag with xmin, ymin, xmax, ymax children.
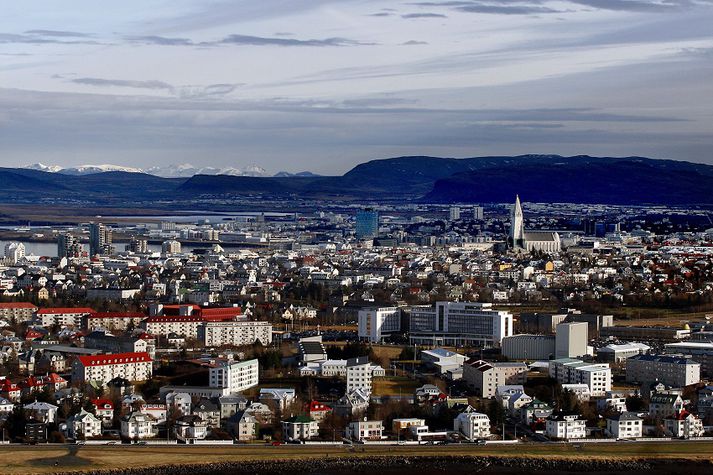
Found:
<box><xmin>606</xmin><ymin>412</ymin><xmax>642</xmax><ymax>439</ymax></box>
<box><xmin>453</xmin><ymin>412</ymin><xmax>491</xmax><ymax>441</ymax></box>
<box><xmin>346</xmin><ymin>420</ymin><xmax>384</xmax><ymax>442</ymax></box>
<box><xmin>282</xmin><ymin>415</ymin><xmax>319</xmax><ymax>441</ymax></box>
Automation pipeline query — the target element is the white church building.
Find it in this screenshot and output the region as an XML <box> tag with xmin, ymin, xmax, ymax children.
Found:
<box><xmin>510</xmin><ymin>195</ymin><xmax>561</xmax><ymax>253</ymax></box>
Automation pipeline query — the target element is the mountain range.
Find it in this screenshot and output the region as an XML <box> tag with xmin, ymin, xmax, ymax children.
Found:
<box><xmin>6</xmin><ymin>155</ymin><xmax>713</xmax><ymax>206</ymax></box>
<box><xmin>21</xmin><ymin>162</ymin><xmax>320</xmax><ymax>178</ymax></box>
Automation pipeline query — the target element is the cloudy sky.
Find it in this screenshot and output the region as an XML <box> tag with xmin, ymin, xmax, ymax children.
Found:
<box><xmin>1</xmin><ymin>0</ymin><xmax>712</xmax><ymax>175</ymax></box>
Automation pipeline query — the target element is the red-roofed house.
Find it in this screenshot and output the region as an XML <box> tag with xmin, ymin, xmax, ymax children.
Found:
<box><xmin>37</xmin><ymin>307</ymin><xmax>95</xmax><ymax>327</ymax></box>
<box><xmin>1</xmin><ymin>379</ymin><xmax>21</xmax><ymax>401</ymax></box>
<box><xmin>307</xmin><ymin>400</ymin><xmax>332</xmax><ymax>422</ymax></box>
<box><xmin>91</xmin><ymin>398</ymin><xmax>115</xmax><ymax>426</ymax></box>
<box><xmin>72</xmin><ymin>352</ymin><xmax>153</xmax><ymax>385</ymax></box>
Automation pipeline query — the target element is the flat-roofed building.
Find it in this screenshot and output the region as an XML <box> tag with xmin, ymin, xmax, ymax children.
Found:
<box><xmin>626</xmin><ymin>354</ymin><xmax>701</xmax><ymax>388</ymax></box>
<box><xmin>358</xmin><ymin>307</ymin><xmax>401</xmax><ymax>343</ymax></box>
<box><xmin>410</xmin><ymin>302</ymin><xmax>513</xmax><ymax>347</ymax></box>
<box><xmin>597</xmin><ymin>342</ymin><xmax>650</xmax><ymax>363</ymax></box>
<box><xmin>555</xmin><ymin>322</ymin><xmax>589</xmax><ymax>359</ymax></box>
<box><xmin>549</xmin><ymin>358</ymin><xmax>611</xmax><ymax>397</ymax></box>
<box><xmin>501</xmin><ymin>334</ymin><xmax>555</xmax><ymax>360</ymax></box>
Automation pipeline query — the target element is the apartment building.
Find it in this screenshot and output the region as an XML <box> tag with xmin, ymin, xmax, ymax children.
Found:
<box><xmin>453</xmin><ymin>412</ymin><xmax>491</xmax><ymax>441</ymax></box>
<box><xmin>546</xmin><ymin>412</ymin><xmax>586</xmax><ymax>439</ymax></box>
<box><xmin>346</xmin><ymin>356</ymin><xmax>373</xmax><ymax>395</ymax></box>
<box><xmin>549</xmin><ymin>358</ymin><xmax>612</xmax><ymax>397</ymax></box>
<box><xmin>198</xmin><ymin>320</ymin><xmax>272</xmax><ymax>347</ymax></box>
<box><xmin>208</xmin><ymin>359</ymin><xmax>259</xmax><ymax>394</ymax></box>
<box><xmin>83</xmin><ymin>312</ymin><xmax>146</xmax><ymax>331</ymax></box>
<box><xmin>626</xmin><ymin>354</ymin><xmax>701</xmax><ymax>388</ymax></box>
<box><xmin>463</xmin><ymin>359</ymin><xmax>528</xmax><ymax>398</ymax></box>
<box><xmin>0</xmin><ymin>302</ymin><xmax>38</xmax><ymax>321</ymax></box>
<box><xmin>37</xmin><ymin>307</ymin><xmax>94</xmax><ymax>327</ymax></box>
<box><xmin>72</xmin><ymin>352</ymin><xmax>153</xmax><ymax>385</ymax></box>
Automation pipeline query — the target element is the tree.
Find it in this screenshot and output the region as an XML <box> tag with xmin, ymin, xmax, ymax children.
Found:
<box><xmin>487</xmin><ymin>399</ymin><xmax>505</xmax><ymax>428</ymax></box>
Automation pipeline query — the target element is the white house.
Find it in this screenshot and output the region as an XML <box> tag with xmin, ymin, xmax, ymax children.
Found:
<box><xmin>282</xmin><ymin>415</ymin><xmax>319</xmax><ymax>441</ymax></box>
<box><xmin>121</xmin><ymin>412</ymin><xmax>158</xmax><ymax>440</ymax></box>
<box><xmin>346</xmin><ymin>420</ymin><xmax>384</xmax><ymax>441</ymax></box>
<box><xmin>175</xmin><ymin>415</ymin><xmax>208</xmax><ymax>442</ymax></box>
<box><xmin>545</xmin><ymin>412</ymin><xmax>586</xmax><ymax>439</ymax></box>
<box><xmin>664</xmin><ymin>411</ymin><xmax>704</xmax><ymax>439</ymax></box>
<box><xmin>453</xmin><ymin>412</ymin><xmax>491</xmax><ymax>441</ymax></box>
<box><xmin>606</xmin><ymin>412</ymin><xmax>642</xmax><ymax>439</ymax></box>
<box><xmin>67</xmin><ymin>409</ymin><xmax>102</xmax><ymax>439</ymax></box>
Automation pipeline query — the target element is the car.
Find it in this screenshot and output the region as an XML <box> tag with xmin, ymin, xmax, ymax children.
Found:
<box><xmin>475</xmin><ymin>439</ymin><xmax>487</xmax><ymax>445</ymax></box>
<box><xmin>271</xmin><ymin>441</ymin><xmax>282</xmax><ymax>446</ymax></box>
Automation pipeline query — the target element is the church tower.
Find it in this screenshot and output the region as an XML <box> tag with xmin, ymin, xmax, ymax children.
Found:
<box><xmin>510</xmin><ymin>194</ymin><xmax>525</xmax><ymax>249</ymax></box>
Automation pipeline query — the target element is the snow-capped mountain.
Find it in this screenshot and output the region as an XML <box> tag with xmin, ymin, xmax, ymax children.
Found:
<box><xmin>21</xmin><ymin>162</ymin><xmax>272</xmax><ymax>178</ymax></box>
<box><xmin>22</xmin><ymin>163</ymin><xmax>64</xmax><ymax>173</ymax></box>
<box><xmin>273</xmin><ymin>171</ymin><xmax>321</xmax><ymax>177</ymax></box>
<box><xmin>60</xmin><ymin>164</ymin><xmax>145</xmax><ymax>175</ymax></box>
<box><xmin>145</xmin><ymin>163</ymin><xmax>269</xmax><ymax>178</ymax></box>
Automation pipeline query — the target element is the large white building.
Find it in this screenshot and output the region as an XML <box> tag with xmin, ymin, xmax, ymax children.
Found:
<box><xmin>4</xmin><ymin>242</ymin><xmax>25</xmax><ymax>264</ymax></box>
<box><xmin>606</xmin><ymin>412</ymin><xmax>643</xmax><ymax>439</ymax></box>
<box><xmin>501</xmin><ymin>334</ymin><xmax>555</xmax><ymax>360</ymax></box>
<box><xmin>597</xmin><ymin>342</ymin><xmax>650</xmax><ymax>363</ymax></box>
<box><xmin>545</xmin><ymin>412</ymin><xmax>586</xmax><ymax>439</ymax></box>
<box><xmin>37</xmin><ymin>307</ymin><xmax>95</xmax><ymax>328</ymax></box>
<box><xmin>358</xmin><ymin>307</ymin><xmax>401</xmax><ymax>343</ymax></box>
<box><xmin>463</xmin><ymin>359</ymin><xmax>528</xmax><ymax>398</ymax></box>
<box><xmin>549</xmin><ymin>358</ymin><xmax>611</xmax><ymax>397</ymax></box>
<box><xmin>555</xmin><ymin>322</ymin><xmax>589</xmax><ymax>359</ymax></box>
<box><xmin>409</xmin><ymin>302</ymin><xmax>513</xmax><ymax>347</ymax></box>
<box><xmin>346</xmin><ymin>356</ymin><xmax>373</xmax><ymax>395</ymax></box>
<box><xmin>72</xmin><ymin>352</ymin><xmax>153</xmax><ymax>385</ymax></box>
<box><xmin>208</xmin><ymin>359</ymin><xmax>259</xmax><ymax>394</ymax></box>
<box><xmin>626</xmin><ymin>354</ymin><xmax>701</xmax><ymax>388</ymax></box>
<box><xmin>198</xmin><ymin>321</ymin><xmax>272</xmax><ymax>347</ymax></box>
<box><xmin>453</xmin><ymin>412</ymin><xmax>490</xmax><ymax>441</ymax></box>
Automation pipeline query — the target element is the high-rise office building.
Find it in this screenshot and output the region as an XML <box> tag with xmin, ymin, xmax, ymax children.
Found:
<box><xmin>473</xmin><ymin>206</ymin><xmax>484</xmax><ymax>220</ymax></box>
<box><xmin>58</xmin><ymin>233</ymin><xmax>82</xmax><ymax>258</ymax></box>
<box><xmin>4</xmin><ymin>242</ymin><xmax>25</xmax><ymax>264</ymax></box>
<box><xmin>162</xmin><ymin>239</ymin><xmax>182</xmax><ymax>254</ymax></box>
<box><xmin>127</xmin><ymin>237</ymin><xmax>149</xmax><ymax>253</ymax></box>
<box><xmin>89</xmin><ymin>222</ymin><xmax>113</xmax><ymax>256</ymax></box>
<box><xmin>355</xmin><ymin>209</ymin><xmax>379</xmax><ymax>239</ymax></box>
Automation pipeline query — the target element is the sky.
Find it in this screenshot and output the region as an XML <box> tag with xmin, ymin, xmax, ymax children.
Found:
<box><xmin>1</xmin><ymin>0</ymin><xmax>713</xmax><ymax>175</ymax></box>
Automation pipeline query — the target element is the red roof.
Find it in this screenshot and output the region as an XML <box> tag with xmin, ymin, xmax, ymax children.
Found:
<box><xmin>77</xmin><ymin>352</ymin><xmax>152</xmax><ymax>367</ymax></box>
<box><xmin>0</xmin><ymin>302</ymin><xmax>37</xmax><ymax>309</ymax></box>
<box><xmin>38</xmin><ymin>307</ymin><xmax>95</xmax><ymax>315</ymax></box>
<box><xmin>92</xmin><ymin>398</ymin><xmax>114</xmax><ymax>410</ymax></box>
<box><xmin>200</xmin><ymin>307</ymin><xmax>242</xmax><ymax>321</ymax></box>
<box><xmin>88</xmin><ymin>312</ymin><xmax>146</xmax><ymax>319</ymax></box>
<box><xmin>308</xmin><ymin>400</ymin><xmax>331</xmax><ymax>412</ymax></box>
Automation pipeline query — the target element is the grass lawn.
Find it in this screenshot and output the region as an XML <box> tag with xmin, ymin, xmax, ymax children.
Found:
<box><xmin>2</xmin><ymin>441</ymin><xmax>713</xmax><ymax>474</ymax></box>
<box><xmin>372</xmin><ymin>376</ymin><xmax>421</xmax><ymax>396</ymax></box>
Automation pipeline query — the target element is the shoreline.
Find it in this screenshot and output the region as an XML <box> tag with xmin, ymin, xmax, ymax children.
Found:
<box><xmin>49</xmin><ymin>455</ymin><xmax>713</xmax><ymax>475</ymax></box>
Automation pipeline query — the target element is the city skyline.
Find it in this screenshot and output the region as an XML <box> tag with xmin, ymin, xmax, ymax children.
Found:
<box><xmin>2</xmin><ymin>0</ymin><xmax>713</xmax><ymax>174</ymax></box>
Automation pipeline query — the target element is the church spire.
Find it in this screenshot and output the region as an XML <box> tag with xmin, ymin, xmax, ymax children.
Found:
<box><xmin>510</xmin><ymin>194</ymin><xmax>525</xmax><ymax>248</ymax></box>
